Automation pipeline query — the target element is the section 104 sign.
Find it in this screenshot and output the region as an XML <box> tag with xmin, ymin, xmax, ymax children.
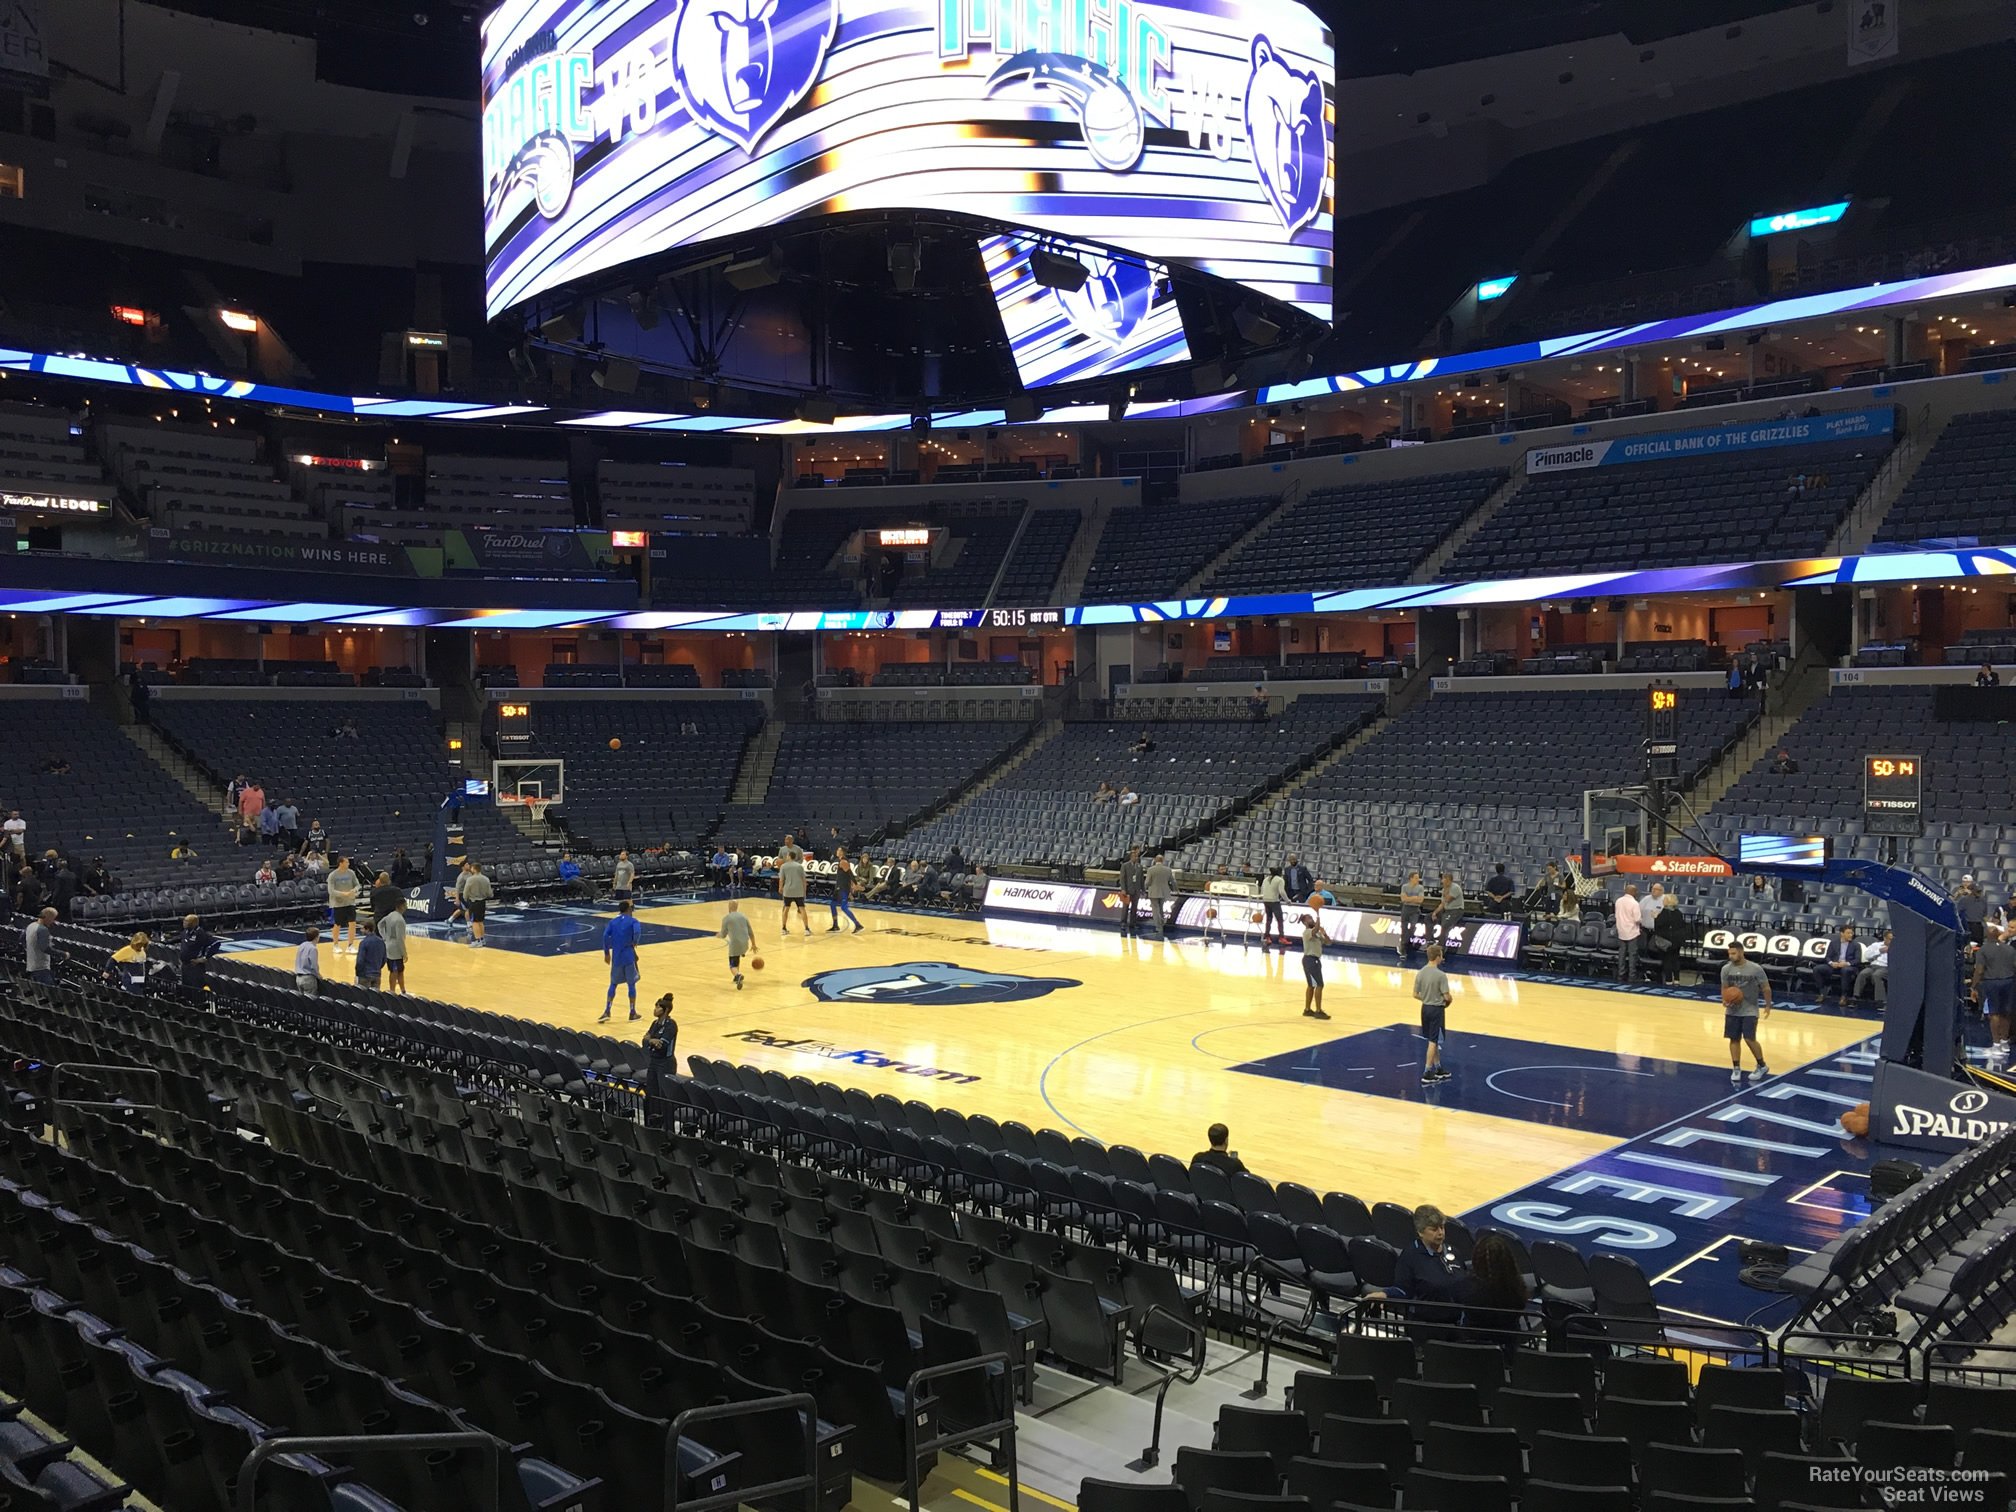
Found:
<box><xmin>480</xmin><ymin>0</ymin><xmax>1334</xmax><ymax>319</ymax></box>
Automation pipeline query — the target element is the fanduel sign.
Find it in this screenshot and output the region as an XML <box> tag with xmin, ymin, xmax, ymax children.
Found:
<box><xmin>1525</xmin><ymin>406</ymin><xmax>1898</xmax><ymax>474</ymax></box>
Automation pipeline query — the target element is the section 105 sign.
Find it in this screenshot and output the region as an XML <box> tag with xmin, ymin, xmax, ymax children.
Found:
<box><xmin>479</xmin><ymin>0</ymin><xmax>1334</xmax><ymax>319</ymax></box>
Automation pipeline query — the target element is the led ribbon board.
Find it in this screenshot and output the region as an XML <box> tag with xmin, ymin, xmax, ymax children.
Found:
<box><xmin>479</xmin><ymin>0</ymin><xmax>1334</xmax><ymax>319</ymax></box>
<box><xmin>983</xmin><ymin>232</ymin><xmax>1190</xmax><ymax>387</ymax></box>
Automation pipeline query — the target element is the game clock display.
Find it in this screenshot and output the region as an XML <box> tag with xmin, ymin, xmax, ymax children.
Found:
<box><xmin>479</xmin><ymin>0</ymin><xmax>1333</xmax><ymax>320</ymax></box>
<box><xmin>1863</xmin><ymin>753</ymin><xmax>1924</xmax><ymax>837</ymax></box>
<box><xmin>497</xmin><ymin>701</ymin><xmax>535</xmax><ymax>745</ymax></box>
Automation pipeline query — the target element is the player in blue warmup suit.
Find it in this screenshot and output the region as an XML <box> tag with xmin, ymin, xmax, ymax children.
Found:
<box><xmin>600</xmin><ymin>900</ymin><xmax>643</xmax><ymax>1022</ymax></box>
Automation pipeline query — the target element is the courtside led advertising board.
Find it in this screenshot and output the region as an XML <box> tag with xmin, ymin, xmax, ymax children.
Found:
<box><xmin>479</xmin><ymin>0</ymin><xmax>1334</xmax><ymax>319</ymax></box>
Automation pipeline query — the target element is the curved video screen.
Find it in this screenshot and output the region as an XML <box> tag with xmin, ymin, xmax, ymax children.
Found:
<box><xmin>480</xmin><ymin>0</ymin><xmax>1334</xmax><ymax>320</ymax></box>
<box><xmin>982</xmin><ymin>232</ymin><xmax>1190</xmax><ymax>388</ymax></box>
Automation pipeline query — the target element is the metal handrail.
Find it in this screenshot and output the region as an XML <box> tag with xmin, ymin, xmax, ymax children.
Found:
<box><xmin>234</xmin><ymin>1430</ymin><xmax>501</xmax><ymax>1512</ymax></box>
<box><xmin>1126</xmin><ymin>1303</ymin><xmax>1207</xmax><ymax>1472</ymax></box>
<box><xmin>50</xmin><ymin>1061</ymin><xmax>165</xmax><ymax>1116</ymax></box>
<box><xmin>667</xmin><ymin>1392</ymin><xmax>818</xmax><ymax>1512</ymax></box>
<box><xmin>307</xmin><ymin>1060</ymin><xmax>407</xmax><ymax>1106</ymax></box>
<box><xmin>905</xmin><ymin>1353</ymin><xmax>1017</xmax><ymax>1512</ymax></box>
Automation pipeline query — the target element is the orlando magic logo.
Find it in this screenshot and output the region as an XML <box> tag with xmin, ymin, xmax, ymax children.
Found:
<box><xmin>803</xmin><ymin>961</ymin><xmax>1080</xmax><ymax>1006</ymax></box>
<box><xmin>1243</xmin><ymin>36</ymin><xmax>1324</xmax><ymax>233</ymax></box>
<box><xmin>485</xmin><ymin>128</ymin><xmax>579</xmax><ymax>225</ymax></box>
<box><xmin>987</xmin><ymin>52</ymin><xmax>1146</xmax><ymax>172</ymax></box>
<box><xmin>1053</xmin><ymin>252</ymin><xmax>1156</xmax><ymax>349</ymax></box>
<box><xmin>672</xmin><ymin>0</ymin><xmax>837</xmax><ymax>155</ymax></box>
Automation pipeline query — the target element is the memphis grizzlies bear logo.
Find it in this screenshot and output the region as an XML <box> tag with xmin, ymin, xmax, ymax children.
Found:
<box><xmin>986</xmin><ymin>53</ymin><xmax>1145</xmax><ymax>172</ymax></box>
<box><xmin>803</xmin><ymin>961</ymin><xmax>1081</xmax><ymax>1006</ymax></box>
<box><xmin>1054</xmin><ymin>253</ymin><xmax>1156</xmax><ymax>349</ymax></box>
<box><xmin>673</xmin><ymin>0</ymin><xmax>837</xmax><ymax>155</ymax></box>
<box><xmin>1244</xmin><ymin>36</ymin><xmax>1324</xmax><ymax>233</ymax></box>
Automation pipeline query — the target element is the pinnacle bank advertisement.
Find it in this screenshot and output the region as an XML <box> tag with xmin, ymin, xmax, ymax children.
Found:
<box><xmin>479</xmin><ymin>0</ymin><xmax>1335</xmax><ymax>319</ymax></box>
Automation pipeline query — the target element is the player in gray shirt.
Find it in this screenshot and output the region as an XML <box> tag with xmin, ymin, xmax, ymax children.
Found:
<box><xmin>778</xmin><ymin>854</ymin><xmax>809</xmax><ymax>933</ymax></box>
<box><xmin>1719</xmin><ymin>942</ymin><xmax>1774</xmax><ymax>1083</ymax></box>
<box><xmin>1414</xmin><ymin>946</ymin><xmax>1452</xmax><ymax>1083</ymax></box>
<box><xmin>720</xmin><ymin>901</ymin><xmax>757</xmax><ymax>989</ymax></box>
<box><xmin>377</xmin><ymin>904</ymin><xmax>409</xmax><ymax>994</ymax></box>
<box><xmin>1398</xmin><ymin>871</ymin><xmax>1426</xmax><ymax>959</ymax></box>
<box><xmin>611</xmin><ymin>850</ymin><xmax>637</xmax><ymax>902</ymax></box>
<box><xmin>459</xmin><ymin>863</ymin><xmax>495</xmax><ymax>947</ymax></box>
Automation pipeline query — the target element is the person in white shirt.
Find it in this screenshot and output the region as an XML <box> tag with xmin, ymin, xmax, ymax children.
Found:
<box><xmin>1854</xmin><ymin>929</ymin><xmax>1892</xmax><ymax>1004</ymax></box>
<box><xmin>1641</xmin><ymin>883</ymin><xmax>1666</xmax><ymax>929</ymax></box>
<box><xmin>1614</xmin><ymin>884</ymin><xmax>1643</xmax><ymax>981</ymax></box>
<box><xmin>2</xmin><ymin>810</ymin><xmax>24</xmax><ymax>859</ymax></box>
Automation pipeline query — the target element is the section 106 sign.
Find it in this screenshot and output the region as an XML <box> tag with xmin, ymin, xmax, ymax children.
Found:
<box><xmin>479</xmin><ymin>0</ymin><xmax>1334</xmax><ymax>319</ymax></box>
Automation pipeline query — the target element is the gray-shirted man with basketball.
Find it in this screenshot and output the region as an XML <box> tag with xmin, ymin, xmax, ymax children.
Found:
<box><xmin>1720</xmin><ymin>941</ymin><xmax>1773</xmax><ymax>1083</ymax></box>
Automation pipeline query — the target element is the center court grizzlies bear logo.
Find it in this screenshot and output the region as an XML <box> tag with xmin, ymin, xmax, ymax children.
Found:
<box><xmin>1053</xmin><ymin>252</ymin><xmax>1156</xmax><ymax>349</ymax></box>
<box><xmin>673</xmin><ymin>0</ymin><xmax>837</xmax><ymax>154</ymax></box>
<box><xmin>804</xmin><ymin>961</ymin><xmax>1081</xmax><ymax>1006</ymax></box>
<box><xmin>987</xmin><ymin>53</ymin><xmax>1147</xmax><ymax>172</ymax></box>
<box><xmin>1243</xmin><ymin>36</ymin><xmax>1324</xmax><ymax>233</ymax></box>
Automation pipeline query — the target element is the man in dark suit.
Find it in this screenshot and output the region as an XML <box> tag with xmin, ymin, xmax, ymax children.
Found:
<box><xmin>1817</xmin><ymin>925</ymin><xmax>1861</xmax><ymax>1005</ymax></box>
<box><xmin>1190</xmin><ymin>1123</ymin><xmax>1247</xmax><ymax>1178</ymax></box>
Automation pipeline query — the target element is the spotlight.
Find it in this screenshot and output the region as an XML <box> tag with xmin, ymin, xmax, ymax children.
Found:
<box><xmin>725</xmin><ymin>246</ymin><xmax>784</xmax><ymax>291</ymax></box>
<box><xmin>593</xmin><ymin>359</ymin><xmax>640</xmax><ymax>395</ymax></box>
<box><xmin>1029</xmin><ymin>248</ymin><xmax>1090</xmax><ymax>292</ymax></box>
<box><xmin>1106</xmin><ymin>393</ymin><xmax>1129</xmax><ymax>423</ymax></box>
<box><xmin>539</xmin><ymin>309</ymin><xmax>582</xmax><ymax>343</ymax></box>
<box><xmin>1233</xmin><ymin>304</ymin><xmax>1281</xmax><ymax>345</ymax></box>
<box><xmin>626</xmin><ymin>290</ymin><xmax>659</xmax><ymax>329</ymax></box>
<box><xmin>887</xmin><ymin>242</ymin><xmax>920</xmax><ymax>292</ymax></box>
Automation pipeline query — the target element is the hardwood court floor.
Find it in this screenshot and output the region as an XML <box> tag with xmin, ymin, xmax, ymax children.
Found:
<box><xmin>248</xmin><ymin>899</ymin><xmax>1875</xmax><ymax>1213</ymax></box>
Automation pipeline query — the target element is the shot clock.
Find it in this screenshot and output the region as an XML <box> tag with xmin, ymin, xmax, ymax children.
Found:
<box><xmin>1863</xmin><ymin>753</ymin><xmax>1923</xmax><ymax>837</ymax></box>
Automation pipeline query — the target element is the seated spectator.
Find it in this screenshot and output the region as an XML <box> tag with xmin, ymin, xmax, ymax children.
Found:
<box><xmin>1191</xmin><ymin>1122</ymin><xmax>1247</xmax><ymax>1177</ymax></box>
<box><xmin>1483</xmin><ymin>864</ymin><xmax>1516</xmax><ymax>915</ymax></box>
<box><xmin>945</xmin><ymin>845</ymin><xmax>968</xmax><ymax>876</ymax></box>
<box><xmin>299</xmin><ymin>851</ymin><xmax>327</xmax><ymax>878</ymax></box>
<box><xmin>1248</xmin><ymin>685</ymin><xmax>1270</xmax><ymax>722</ymax></box>
<box><xmin>866</xmin><ymin>859</ymin><xmax>897</xmax><ymax>900</ymax></box>
<box><xmin>1093</xmin><ymin>781</ymin><xmax>1116</xmax><ymax>802</ymax></box>
<box><xmin>1461</xmin><ymin>1232</ymin><xmax>1535</xmax><ymax>1342</ymax></box>
<box><xmin>1307</xmin><ymin>879</ymin><xmax>1337</xmax><ymax>906</ymax></box>
<box><xmin>964</xmin><ymin>863</ymin><xmax>987</xmax><ymax>907</ymax></box>
<box><xmin>558</xmin><ymin>852</ymin><xmax>585</xmax><ymax>896</ymax></box>
<box><xmin>1770</xmin><ymin>747</ymin><xmax>1800</xmax><ymax>774</ymax></box>
<box><xmin>1855</xmin><ymin>929</ymin><xmax>1892</xmax><ymax>1003</ymax></box>
<box><xmin>275</xmin><ymin>853</ymin><xmax>301</xmax><ymax>882</ymax></box>
<box><xmin>1129</xmin><ymin>729</ymin><xmax>1155</xmax><ymax>756</ymax></box>
<box><xmin>253</xmin><ymin>860</ymin><xmax>277</xmax><ymax>886</ymax></box>
<box><xmin>106</xmin><ymin>932</ymin><xmax>153</xmax><ymax>993</ymax></box>
<box><xmin>710</xmin><ymin>847</ymin><xmax>733</xmax><ymax>885</ymax></box>
<box><xmin>1813</xmin><ymin>924</ymin><xmax>1861</xmax><ymax>1004</ymax></box>
<box><xmin>170</xmin><ymin>839</ymin><xmax>201</xmax><ymax>863</ymax></box>
<box><xmin>1117</xmin><ymin>785</ymin><xmax>1140</xmax><ymax>806</ymax></box>
<box><xmin>38</xmin><ymin>755</ymin><xmax>69</xmax><ymax>775</ymax></box>
<box><xmin>1978</xmin><ymin>663</ymin><xmax>2002</xmax><ymax>689</ymax></box>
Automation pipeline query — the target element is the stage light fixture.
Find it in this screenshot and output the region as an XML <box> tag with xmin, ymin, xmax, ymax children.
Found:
<box><xmin>887</xmin><ymin>242</ymin><xmax>920</xmax><ymax>292</ymax></box>
<box><xmin>1028</xmin><ymin>247</ymin><xmax>1090</xmax><ymax>292</ymax></box>
<box><xmin>539</xmin><ymin>310</ymin><xmax>583</xmax><ymax>343</ymax></box>
<box><xmin>724</xmin><ymin>246</ymin><xmax>784</xmax><ymax>291</ymax></box>
<box><xmin>593</xmin><ymin>359</ymin><xmax>640</xmax><ymax>395</ymax></box>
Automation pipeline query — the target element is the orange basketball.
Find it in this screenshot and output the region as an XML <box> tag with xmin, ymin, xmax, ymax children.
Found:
<box><xmin>750</xmin><ymin>955</ymin><xmax>765</xmax><ymax>971</ymax></box>
<box><xmin>1721</xmin><ymin>984</ymin><xmax>1746</xmax><ymax>1008</ymax></box>
<box><xmin>608</xmin><ymin>737</ymin><xmax>622</xmax><ymax>751</ymax></box>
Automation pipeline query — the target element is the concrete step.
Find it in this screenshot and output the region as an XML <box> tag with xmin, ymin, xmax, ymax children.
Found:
<box><xmin>118</xmin><ymin>725</ymin><xmax>234</xmax><ymax>829</ymax></box>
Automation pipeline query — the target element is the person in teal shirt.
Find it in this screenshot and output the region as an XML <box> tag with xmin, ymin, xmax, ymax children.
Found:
<box><xmin>600</xmin><ymin>901</ymin><xmax>644</xmax><ymax>1022</ymax></box>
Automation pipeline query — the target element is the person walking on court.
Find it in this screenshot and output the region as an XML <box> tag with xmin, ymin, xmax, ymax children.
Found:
<box><xmin>827</xmin><ymin>847</ymin><xmax>864</xmax><ymax>932</ymax></box>
<box><xmin>600</xmin><ymin>900</ymin><xmax>643</xmax><ymax>1022</ymax></box>
<box><xmin>1398</xmin><ymin>870</ymin><xmax>1426</xmax><ymax>959</ymax></box>
<box><xmin>1259</xmin><ymin>867</ymin><xmax>1287</xmax><ymax>946</ymax></box>
<box><xmin>327</xmin><ymin>854</ymin><xmax>362</xmax><ymax>956</ymax></box>
<box><xmin>1415</xmin><ymin>944</ymin><xmax>1452</xmax><ymax>1083</ymax></box>
<box><xmin>379</xmin><ymin>895</ymin><xmax>409</xmax><ymax>995</ymax></box>
<box><xmin>1300</xmin><ymin>913</ymin><xmax>1331</xmax><ymax>1019</ymax></box>
<box><xmin>778</xmin><ymin>847</ymin><xmax>810</xmax><ymax>933</ymax></box>
<box><xmin>720</xmin><ymin>900</ymin><xmax>757</xmax><ymax>989</ymax></box>
<box><xmin>1614</xmin><ymin>883</ymin><xmax>1642</xmax><ymax>982</ymax></box>
<box><xmin>1144</xmin><ymin>853</ymin><xmax>1173</xmax><ymax>938</ymax></box>
<box><xmin>1720</xmin><ymin>941</ymin><xmax>1773</xmax><ymax>1083</ymax></box>
<box><xmin>460</xmin><ymin>861</ymin><xmax>494</xmax><ymax>947</ymax></box>
<box><xmin>1118</xmin><ymin>846</ymin><xmax>1146</xmax><ymax>939</ymax></box>
<box><xmin>611</xmin><ymin>849</ymin><xmax>636</xmax><ymax>906</ymax></box>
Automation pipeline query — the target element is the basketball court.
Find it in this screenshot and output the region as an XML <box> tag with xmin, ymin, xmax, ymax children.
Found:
<box><xmin>232</xmin><ymin>891</ymin><xmax>1885</xmax><ymax>1320</ymax></box>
